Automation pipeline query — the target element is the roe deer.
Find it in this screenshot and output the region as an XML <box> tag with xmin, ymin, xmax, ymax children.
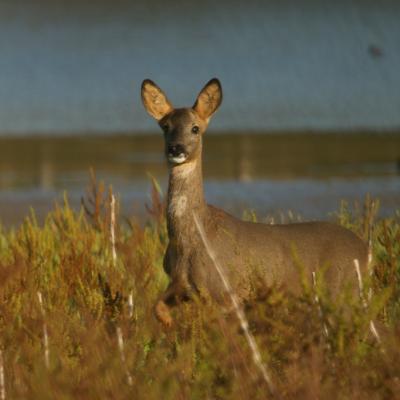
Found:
<box><xmin>141</xmin><ymin>78</ymin><xmax>368</xmax><ymax>327</ymax></box>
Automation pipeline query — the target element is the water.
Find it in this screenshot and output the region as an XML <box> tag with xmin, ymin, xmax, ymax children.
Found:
<box><xmin>1</xmin><ymin>0</ymin><xmax>400</xmax><ymax>134</ymax></box>
<box><xmin>0</xmin><ymin>133</ymin><xmax>399</xmax><ymax>227</ymax></box>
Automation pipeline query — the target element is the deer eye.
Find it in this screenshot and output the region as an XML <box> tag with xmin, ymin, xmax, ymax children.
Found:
<box><xmin>162</xmin><ymin>124</ymin><xmax>169</xmax><ymax>133</ymax></box>
<box><xmin>191</xmin><ymin>125</ymin><xmax>200</xmax><ymax>134</ymax></box>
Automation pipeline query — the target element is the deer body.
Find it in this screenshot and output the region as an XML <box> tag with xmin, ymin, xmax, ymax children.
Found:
<box><xmin>141</xmin><ymin>79</ymin><xmax>368</xmax><ymax>326</ymax></box>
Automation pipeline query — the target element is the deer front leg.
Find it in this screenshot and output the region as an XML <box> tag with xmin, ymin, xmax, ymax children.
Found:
<box><xmin>154</xmin><ymin>299</ymin><xmax>173</xmax><ymax>328</ymax></box>
<box><xmin>155</xmin><ymin>247</ymin><xmax>196</xmax><ymax>327</ymax></box>
<box><xmin>154</xmin><ymin>284</ymin><xmax>176</xmax><ymax>328</ymax></box>
<box><xmin>154</xmin><ymin>279</ymin><xmax>195</xmax><ymax>328</ymax></box>
<box><xmin>154</xmin><ymin>247</ymin><xmax>177</xmax><ymax>327</ymax></box>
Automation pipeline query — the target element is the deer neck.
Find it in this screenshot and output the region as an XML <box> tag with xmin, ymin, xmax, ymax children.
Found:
<box><xmin>167</xmin><ymin>155</ymin><xmax>206</xmax><ymax>240</ymax></box>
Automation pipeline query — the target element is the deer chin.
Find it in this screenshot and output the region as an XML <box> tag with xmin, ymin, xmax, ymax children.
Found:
<box><xmin>168</xmin><ymin>153</ymin><xmax>187</xmax><ymax>164</ymax></box>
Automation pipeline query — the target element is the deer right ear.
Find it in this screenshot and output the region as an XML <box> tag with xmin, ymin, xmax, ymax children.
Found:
<box><xmin>141</xmin><ymin>80</ymin><xmax>174</xmax><ymax>120</ymax></box>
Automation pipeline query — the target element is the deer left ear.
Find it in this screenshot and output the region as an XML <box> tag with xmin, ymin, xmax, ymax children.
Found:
<box><xmin>193</xmin><ymin>78</ymin><xmax>223</xmax><ymax>121</ymax></box>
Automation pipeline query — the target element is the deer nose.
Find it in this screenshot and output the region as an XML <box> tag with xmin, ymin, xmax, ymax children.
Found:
<box><xmin>168</xmin><ymin>144</ymin><xmax>185</xmax><ymax>157</ymax></box>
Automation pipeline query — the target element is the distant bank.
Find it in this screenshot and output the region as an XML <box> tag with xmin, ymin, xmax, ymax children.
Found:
<box><xmin>1</xmin><ymin>0</ymin><xmax>400</xmax><ymax>135</ymax></box>
<box><xmin>0</xmin><ymin>133</ymin><xmax>399</xmax><ymax>227</ymax></box>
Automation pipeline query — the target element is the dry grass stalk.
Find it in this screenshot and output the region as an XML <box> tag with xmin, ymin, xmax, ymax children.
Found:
<box><xmin>353</xmin><ymin>259</ymin><xmax>382</xmax><ymax>345</ymax></box>
<box><xmin>367</xmin><ymin>252</ymin><xmax>373</xmax><ymax>302</ymax></box>
<box><xmin>110</xmin><ymin>193</ymin><xmax>117</xmax><ymax>267</ymax></box>
<box><xmin>311</xmin><ymin>271</ymin><xmax>329</xmax><ymax>339</ymax></box>
<box><xmin>366</xmin><ymin>199</ymin><xmax>375</xmax><ymax>301</ymax></box>
<box><xmin>116</xmin><ymin>327</ymin><xmax>133</xmax><ymax>386</ymax></box>
<box><xmin>37</xmin><ymin>292</ymin><xmax>50</xmax><ymax>369</ymax></box>
<box><xmin>192</xmin><ymin>212</ymin><xmax>275</xmax><ymax>397</ymax></box>
<box><xmin>128</xmin><ymin>293</ymin><xmax>134</xmax><ymax>319</ymax></box>
<box><xmin>0</xmin><ymin>350</ymin><xmax>5</xmax><ymax>400</ymax></box>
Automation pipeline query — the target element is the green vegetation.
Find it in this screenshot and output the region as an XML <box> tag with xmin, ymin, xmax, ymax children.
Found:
<box><xmin>0</xmin><ymin>176</ymin><xmax>399</xmax><ymax>399</ymax></box>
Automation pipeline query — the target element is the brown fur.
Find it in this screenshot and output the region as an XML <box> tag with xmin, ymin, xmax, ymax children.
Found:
<box><xmin>141</xmin><ymin>78</ymin><xmax>368</xmax><ymax>327</ymax></box>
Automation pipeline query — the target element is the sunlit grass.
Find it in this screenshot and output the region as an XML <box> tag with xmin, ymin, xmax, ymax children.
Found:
<box><xmin>0</xmin><ymin>175</ymin><xmax>399</xmax><ymax>399</ymax></box>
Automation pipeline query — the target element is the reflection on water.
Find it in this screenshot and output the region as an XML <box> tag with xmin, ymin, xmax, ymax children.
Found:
<box><xmin>0</xmin><ymin>133</ymin><xmax>399</xmax><ymax>226</ymax></box>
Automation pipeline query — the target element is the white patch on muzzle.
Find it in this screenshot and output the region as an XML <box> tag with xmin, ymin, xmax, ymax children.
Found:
<box><xmin>168</xmin><ymin>153</ymin><xmax>187</xmax><ymax>164</ymax></box>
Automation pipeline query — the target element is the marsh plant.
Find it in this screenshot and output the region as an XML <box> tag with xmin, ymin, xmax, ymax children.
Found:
<box><xmin>0</xmin><ymin>175</ymin><xmax>399</xmax><ymax>399</ymax></box>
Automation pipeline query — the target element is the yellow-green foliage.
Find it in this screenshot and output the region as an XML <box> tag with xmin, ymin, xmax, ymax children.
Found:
<box><xmin>0</xmin><ymin>182</ymin><xmax>399</xmax><ymax>399</ymax></box>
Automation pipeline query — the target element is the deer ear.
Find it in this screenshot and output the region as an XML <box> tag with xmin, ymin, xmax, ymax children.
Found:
<box><xmin>141</xmin><ymin>79</ymin><xmax>174</xmax><ymax>120</ymax></box>
<box><xmin>193</xmin><ymin>78</ymin><xmax>223</xmax><ymax>121</ymax></box>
